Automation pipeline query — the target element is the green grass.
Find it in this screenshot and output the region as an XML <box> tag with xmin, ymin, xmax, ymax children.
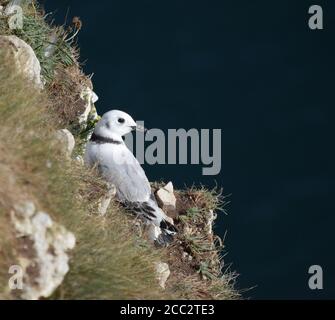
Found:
<box><xmin>0</xmin><ymin>0</ymin><xmax>76</xmax><ymax>82</ymax></box>
<box><xmin>167</xmin><ymin>187</ymin><xmax>240</xmax><ymax>299</ymax></box>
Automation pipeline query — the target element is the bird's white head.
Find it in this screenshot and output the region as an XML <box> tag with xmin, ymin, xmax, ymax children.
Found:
<box><xmin>94</xmin><ymin>110</ymin><xmax>143</xmax><ymax>142</ymax></box>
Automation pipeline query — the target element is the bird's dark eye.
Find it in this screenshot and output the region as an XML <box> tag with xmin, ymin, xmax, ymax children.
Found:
<box><xmin>118</xmin><ymin>118</ymin><xmax>125</xmax><ymax>124</ymax></box>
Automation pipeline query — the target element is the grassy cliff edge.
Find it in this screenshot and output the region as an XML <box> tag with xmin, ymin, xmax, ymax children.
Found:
<box><xmin>0</xmin><ymin>0</ymin><xmax>239</xmax><ymax>300</ymax></box>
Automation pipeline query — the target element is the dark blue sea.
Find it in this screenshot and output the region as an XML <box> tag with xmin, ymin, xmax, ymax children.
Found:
<box><xmin>44</xmin><ymin>0</ymin><xmax>335</xmax><ymax>299</ymax></box>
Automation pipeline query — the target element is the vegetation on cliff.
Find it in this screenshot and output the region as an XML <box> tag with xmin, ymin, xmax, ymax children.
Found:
<box><xmin>0</xmin><ymin>0</ymin><xmax>239</xmax><ymax>299</ymax></box>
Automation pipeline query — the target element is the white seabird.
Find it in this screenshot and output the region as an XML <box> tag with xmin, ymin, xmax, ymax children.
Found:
<box><xmin>84</xmin><ymin>110</ymin><xmax>177</xmax><ymax>245</ymax></box>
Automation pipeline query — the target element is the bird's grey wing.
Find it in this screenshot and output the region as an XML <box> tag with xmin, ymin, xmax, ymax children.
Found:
<box><xmin>100</xmin><ymin>149</ymin><xmax>151</xmax><ymax>202</ymax></box>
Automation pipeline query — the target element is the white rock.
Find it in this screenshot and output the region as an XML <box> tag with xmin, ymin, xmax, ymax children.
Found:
<box><xmin>155</xmin><ymin>262</ymin><xmax>170</xmax><ymax>289</ymax></box>
<box><xmin>14</xmin><ymin>201</ymin><xmax>35</xmax><ymax>218</ymax></box>
<box><xmin>92</xmin><ymin>91</ymin><xmax>99</xmax><ymax>103</ymax></box>
<box><xmin>55</xmin><ymin>129</ymin><xmax>75</xmax><ymax>159</ymax></box>
<box><xmin>206</xmin><ymin>210</ymin><xmax>217</xmax><ymax>235</ymax></box>
<box><xmin>10</xmin><ymin>201</ymin><xmax>76</xmax><ymax>300</ymax></box>
<box><xmin>164</xmin><ymin>215</ymin><xmax>174</xmax><ymax>226</ymax></box>
<box><xmin>98</xmin><ymin>185</ymin><xmax>116</xmax><ymax>216</ymax></box>
<box><xmin>0</xmin><ymin>35</ymin><xmax>43</xmax><ymax>89</ymax></box>
<box><xmin>75</xmin><ymin>155</ymin><xmax>84</xmax><ymax>165</ymax></box>
<box><xmin>79</xmin><ymin>87</ymin><xmax>99</xmax><ymax>124</ymax></box>
<box><xmin>156</xmin><ymin>182</ymin><xmax>177</xmax><ymax>216</ymax></box>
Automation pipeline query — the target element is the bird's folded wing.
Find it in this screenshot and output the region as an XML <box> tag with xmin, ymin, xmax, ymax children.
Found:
<box><xmin>100</xmin><ymin>150</ymin><xmax>151</xmax><ymax>203</ymax></box>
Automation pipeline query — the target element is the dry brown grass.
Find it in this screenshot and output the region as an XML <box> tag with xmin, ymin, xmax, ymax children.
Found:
<box><xmin>0</xmin><ymin>0</ymin><xmax>240</xmax><ymax>300</ymax></box>
<box><xmin>152</xmin><ymin>182</ymin><xmax>240</xmax><ymax>299</ymax></box>
<box><xmin>164</xmin><ymin>188</ymin><xmax>240</xmax><ymax>300</ymax></box>
<box><xmin>47</xmin><ymin>64</ymin><xmax>92</xmax><ymax>129</ymax></box>
<box><xmin>0</xmin><ymin>49</ymin><xmax>169</xmax><ymax>300</ymax></box>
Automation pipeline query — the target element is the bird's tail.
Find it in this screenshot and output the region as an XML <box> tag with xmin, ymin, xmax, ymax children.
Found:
<box><xmin>124</xmin><ymin>199</ymin><xmax>178</xmax><ymax>246</ymax></box>
<box><xmin>155</xmin><ymin>218</ymin><xmax>178</xmax><ymax>246</ymax></box>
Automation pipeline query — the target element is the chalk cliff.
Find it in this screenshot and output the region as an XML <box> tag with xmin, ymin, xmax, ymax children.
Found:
<box><xmin>0</xmin><ymin>0</ymin><xmax>239</xmax><ymax>300</ymax></box>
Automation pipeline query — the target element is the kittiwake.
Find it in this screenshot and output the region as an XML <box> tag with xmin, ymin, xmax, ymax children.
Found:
<box><xmin>84</xmin><ymin>110</ymin><xmax>177</xmax><ymax>245</ymax></box>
